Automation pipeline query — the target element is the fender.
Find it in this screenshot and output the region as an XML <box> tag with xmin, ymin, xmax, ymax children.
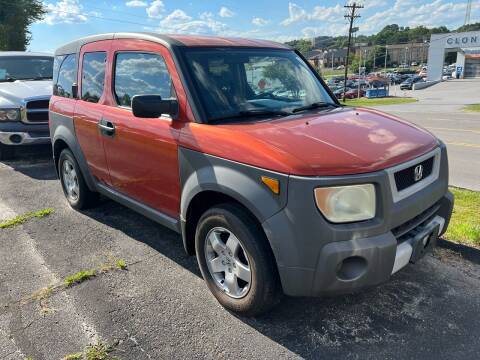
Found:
<box><xmin>50</xmin><ymin>111</ymin><xmax>97</xmax><ymax>192</ymax></box>
<box><xmin>179</xmin><ymin>147</ymin><xmax>289</xmax><ymax>252</ymax></box>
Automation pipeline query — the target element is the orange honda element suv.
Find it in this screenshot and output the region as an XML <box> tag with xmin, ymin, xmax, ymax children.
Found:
<box><xmin>50</xmin><ymin>33</ymin><xmax>453</xmax><ymax>316</ymax></box>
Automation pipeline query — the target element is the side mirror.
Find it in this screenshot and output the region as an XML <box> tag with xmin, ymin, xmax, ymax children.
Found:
<box><xmin>131</xmin><ymin>95</ymin><xmax>178</xmax><ymax>119</ymax></box>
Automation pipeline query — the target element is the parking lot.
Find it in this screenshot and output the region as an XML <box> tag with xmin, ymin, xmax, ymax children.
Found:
<box><xmin>372</xmin><ymin>79</ymin><xmax>480</xmax><ymax>191</ymax></box>
<box><xmin>1</xmin><ymin>149</ymin><xmax>480</xmax><ymax>360</ymax></box>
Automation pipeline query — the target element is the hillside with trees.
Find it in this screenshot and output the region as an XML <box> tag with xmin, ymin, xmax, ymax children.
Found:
<box><xmin>287</xmin><ymin>23</ymin><xmax>480</xmax><ymax>54</ymax></box>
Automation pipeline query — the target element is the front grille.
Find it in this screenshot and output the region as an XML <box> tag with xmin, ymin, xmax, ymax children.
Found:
<box><xmin>394</xmin><ymin>156</ymin><xmax>434</xmax><ymax>191</ymax></box>
<box><xmin>26</xmin><ymin>99</ymin><xmax>49</xmax><ymax>109</ymax></box>
<box><xmin>392</xmin><ymin>202</ymin><xmax>440</xmax><ymax>243</ymax></box>
<box><xmin>24</xmin><ymin>98</ymin><xmax>50</xmax><ymax>123</ymax></box>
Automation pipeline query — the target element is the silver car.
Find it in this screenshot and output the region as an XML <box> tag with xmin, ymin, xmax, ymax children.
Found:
<box><xmin>0</xmin><ymin>52</ymin><xmax>53</xmax><ymax>160</ymax></box>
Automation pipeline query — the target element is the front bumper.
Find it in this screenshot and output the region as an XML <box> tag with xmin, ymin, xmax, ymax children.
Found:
<box><xmin>0</xmin><ymin>131</ymin><xmax>50</xmax><ymax>145</ymax></box>
<box><xmin>262</xmin><ymin>144</ymin><xmax>453</xmax><ymax>297</ymax></box>
<box><xmin>0</xmin><ymin>122</ymin><xmax>50</xmax><ymax>146</ymax></box>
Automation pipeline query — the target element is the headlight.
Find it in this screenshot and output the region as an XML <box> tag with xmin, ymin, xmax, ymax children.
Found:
<box><xmin>0</xmin><ymin>109</ymin><xmax>20</xmax><ymax>121</ymax></box>
<box><xmin>314</xmin><ymin>184</ymin><xmax>376</xmax><ymax>223</ymax></box>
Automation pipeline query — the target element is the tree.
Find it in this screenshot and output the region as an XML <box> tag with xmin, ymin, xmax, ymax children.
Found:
<box><xmin>456</xmin><ymin>22</ymin><xmax>480</xmax><ymax>32</ymax></box>
<box><xmin>285</xmin><ymin>39</ymin><xmax>313</xmax><ymax>55</ymax></box>
<box><xmin>0</xmin><ymin>0</ymin><xmax>46</xmax><ymax>51</ymax></box>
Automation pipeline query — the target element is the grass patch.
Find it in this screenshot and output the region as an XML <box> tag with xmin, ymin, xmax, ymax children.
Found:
<box><xmin>444</xmin><ymin>188</ymin><xmax>480</xmax><ymax>247</ymax></box>
<box><xmin>0</xmin><ymin>208</ymin><xmax>54</xmax><ymax>229</ymax></box>
<box><xmin>30</xmin><ymin>285</ymin><xmax>56</xmax><ymax>315</ymax></box>
<box><xmin>463</xmin><ymin>104</ymin><xmax>480</xmax><ymax>112</ymax></box>
<box><xmin>62</xmin><ymin>342</ymin><xmax>118</xmax><ymax>360</ymax></box>
<box><xmin>62</xmin><ymin>354</ymin><xmax>83</xmax><ymax>360</ymax></box>
<box><xmin>115</xmin><ymin>259</ymin><xmax>127</xmax><ymax>270</ymax></box>
<box><xmin>343</xmin><ymin>97</ymin><xmax>418</xmax><ymax>107</ymax></box>
<box><xmin>64</xmin><ymin>270</ymin><xmax>97</xmax><ymax>287</ymax></box>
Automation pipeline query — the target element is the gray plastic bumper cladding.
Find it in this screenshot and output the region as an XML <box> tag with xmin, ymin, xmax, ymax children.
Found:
<box><xmin>262</xmin><ymin>145</ymin><xmax>453</xmax><ymax>297</ymax></box>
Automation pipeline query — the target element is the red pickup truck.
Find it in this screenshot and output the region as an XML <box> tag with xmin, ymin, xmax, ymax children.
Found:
<box><xmin>49</xmin><ymin>33</ymin><xmax>453</xmax><ymax>316</ymax></box>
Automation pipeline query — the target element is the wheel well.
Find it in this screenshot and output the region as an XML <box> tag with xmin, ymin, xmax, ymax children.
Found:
<box><xmin>184</xmin><ymin>191</ymin><xmax>264</xmax><ymax>256</ymax></box>
<box><xmin>53</xmin><ymin>139</ymin><xmax>69</xmax><ymax>173</ymax></box>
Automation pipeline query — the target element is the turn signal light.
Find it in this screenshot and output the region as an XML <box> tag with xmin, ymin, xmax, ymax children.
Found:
<box><xmin>261</xmin><ymin>176</ymin><xmax>280</xmax><ymax>194</ymax></box>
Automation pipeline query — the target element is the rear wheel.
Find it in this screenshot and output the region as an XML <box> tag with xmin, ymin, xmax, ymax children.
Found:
<box><xmin>0</xmin><ymin>144</ymin><xmax>14</xmax><ymax>161</ymax></box>
<box><xmin>58</xmin><ymin>148</ymin><xmax>98</xmax><ymax>210</ymax></box>
<box><xmin>195</xmin><ymin>203</ymin><xmax>281</xmax><ymax>316</ymax></box>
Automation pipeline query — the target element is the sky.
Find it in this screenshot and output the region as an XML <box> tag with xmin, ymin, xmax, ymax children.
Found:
<box><xmin>28</xmin><ymin>0</ymin><xmax>480</xmax><ymax>52</ymax></box>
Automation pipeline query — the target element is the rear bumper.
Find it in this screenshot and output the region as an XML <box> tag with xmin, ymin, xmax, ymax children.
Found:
<box><xmin>262</xmin><ymin>144</ymin><xmax>453</xmax><ymax>297</ymax></box>
<box><xmin>0</xmin><ymin>131</ymin><xmax>50</xmax><ymax>145</ymax></box>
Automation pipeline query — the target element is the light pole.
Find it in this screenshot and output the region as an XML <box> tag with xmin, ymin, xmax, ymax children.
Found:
<box><xmin>384</xmin><ymin>45</ymin><xmax>388</xmax><ymax>73</ymax></box>
<box><xmin>404</xmin><ymin>47</ymin><xmax>408</xmax><ymax>67</ymax></box>
<box><xmin>363</xmin><ymin>49</ymin><xmax>366</xmax><ymax>73</ymax></box>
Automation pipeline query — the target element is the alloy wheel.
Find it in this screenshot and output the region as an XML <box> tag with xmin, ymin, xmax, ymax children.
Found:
<box><xmin>62</xmin><ymin>159</ymin><xmax>79</xmax><ymax>201</ymax></box>
<box><xmin>204</xmin><ymin>227</ymin><xmax>252</xmax><ymax>299</ymax></box>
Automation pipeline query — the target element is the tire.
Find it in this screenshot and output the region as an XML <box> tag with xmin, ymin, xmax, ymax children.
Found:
<box><xmin>0</xmin><ymin>144</ymin><xmax>14</xmax><ymax>161</ymax></box>
<box><xmin>195</xmin><ymin>203</ymin><xmax>281</xmax><ymax>316</ymax></box>
<box><xmin>58</xmin><ymin>148</ymin><xmax>98</xmax><ymax>210</ymax></box>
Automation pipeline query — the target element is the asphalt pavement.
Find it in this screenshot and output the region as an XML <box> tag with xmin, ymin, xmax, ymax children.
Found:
<box><xmin>1</xmin><ymin>150</ymin><xmax>480</xmax><ymax>360</ymax></box>
<box><xmin>372</xmin><ymin>78</ymin><xmax>480</xmax><ymax>191</ymax></box>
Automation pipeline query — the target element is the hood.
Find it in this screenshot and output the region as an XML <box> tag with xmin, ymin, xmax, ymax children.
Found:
<box><xmin>0</xmin><ymin>80</ymin><xmax>52</xmax><ymax>107</ymax></box>
<box><xmin>215</xmin><ymin>107</ymin><xmax>438</xmax><ymax>176</ymax></box>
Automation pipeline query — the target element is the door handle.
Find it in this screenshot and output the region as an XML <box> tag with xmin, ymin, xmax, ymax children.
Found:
<box><xmin>98</xmin><ymin>119</ymin><xmax>115</xmax><ymax>136</ymax></box>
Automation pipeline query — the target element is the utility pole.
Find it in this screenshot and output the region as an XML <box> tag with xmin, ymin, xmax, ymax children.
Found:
<box><xmin>342</xmin><ymin>2</ymin><xmax>363</xmax><ymax>102</ymax></box>
<box><xmin>384</xmin><ymin>45</ymin><xmax>388</xmax><ymax>73</ymax></box>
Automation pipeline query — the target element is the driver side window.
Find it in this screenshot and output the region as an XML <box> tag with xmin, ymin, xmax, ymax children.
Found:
<box><xmin>114</xmin><ymin>52</ymin><xmax>176</xmax><ymax>108</ymax></box>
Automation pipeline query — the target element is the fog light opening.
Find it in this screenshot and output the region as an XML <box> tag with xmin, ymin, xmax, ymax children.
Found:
<box><xmin>337</xmin><ymin>256</ymin><xmax>368</xmax><ymax>281</ymax></box>
<box><xmin>9</xmin><ymin>134</ymin><xmax>22</xmax><ymax>144</ymax></box>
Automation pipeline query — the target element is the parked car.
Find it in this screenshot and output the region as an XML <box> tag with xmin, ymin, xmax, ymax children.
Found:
<box><xmin>400</xmin><ymin>76</ymin><xmax>424</xmax><ymax>90</ymax></box>
<box><xmin>50</xmin><ymin>33</ymin><xmax>453</xmax><ymax>316</ymax></box>
<box><xmin>0</xmin><ymin>52</ymin><xmax>53</xmax><ymax>160</ymax></box>
<box><xmin>344</xmin><ymin>88</ymin><xmax>365</xmax><ymax>99</ymax></box>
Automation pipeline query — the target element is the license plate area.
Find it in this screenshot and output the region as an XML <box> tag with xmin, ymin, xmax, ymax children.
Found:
<box><xmin>410</xmin><ymin>224</ymin><xmax>439</xmax><ymax>263</ymax></box>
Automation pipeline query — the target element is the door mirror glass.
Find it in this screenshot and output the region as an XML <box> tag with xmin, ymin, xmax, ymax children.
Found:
<box><xmin>131</xmin><ymin>95</ymin><xmax>178</xmax><ymax>118</ymax></box>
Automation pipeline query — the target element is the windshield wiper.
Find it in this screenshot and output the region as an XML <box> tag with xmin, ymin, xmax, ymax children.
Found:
<box><xmin>0</xmin><ymin>76</ymin><xmax>17</xmax><ymax>82</ymax></box>
<box><xmin>292</xmin><ymin>102</ymin><xmax>339</xmax><ymax>113</ymax></box>
<box><xmin>21</xmin><ymin>76</ymin><xmax>53</xmax><ymax>81</ymax></box>
<box><xmin>209</xmin><ymin>109</ymin><xmax>291</xmax><ymax>123</ymax></box>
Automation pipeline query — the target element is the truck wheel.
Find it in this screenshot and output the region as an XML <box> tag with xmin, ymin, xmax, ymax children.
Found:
<box><xmin>58</xmin><ymin>148</ymin><xmax>98</xmax><ymax>210</ymax></box>
<box><xmin>0</xmin><ymin>144</ymin><xmax>14</xmax><ymax>161</ymax></box>
<box><xmin>195</xmin><ymin>203</ymin><xmax>281</xmax><ymax>316</ymax></box>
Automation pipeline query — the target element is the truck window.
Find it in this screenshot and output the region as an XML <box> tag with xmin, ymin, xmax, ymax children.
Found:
<box><xmin>113</xmin><ymin>52</ymin><xmax>175</xmax><ymax>108</ymax></box>
<box><xmin>54</xmin><ymin>54</ymin><xmax>77</xmax><ymax>98</ymax></box>
<box><xmin>81</xmin><ymin>52</ymin><xmax>107</xmax><ymax>103</ymax></box>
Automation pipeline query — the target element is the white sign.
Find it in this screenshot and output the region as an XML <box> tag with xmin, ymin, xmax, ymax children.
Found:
<box><xmin>445</xmin><ymin>33</ymin><xmax>480</xmax><ymax>48</ymax></box>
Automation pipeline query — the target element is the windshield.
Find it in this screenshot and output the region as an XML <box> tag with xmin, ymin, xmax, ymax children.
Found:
<box><xmin>0</xmin><ymin>56</ymin><xmax>53</xmax><ymax>82</ymax></box>
<box><xmin>181</xmin><ymin>48</ymin><xmax>335</xmax><ymax>122</ymax></box>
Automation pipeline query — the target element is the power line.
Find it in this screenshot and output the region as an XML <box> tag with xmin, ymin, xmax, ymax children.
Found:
<box><xmin>342</xmin><ymin>2</ymin><xmax>363</xmax><ymax>102</ymax></box>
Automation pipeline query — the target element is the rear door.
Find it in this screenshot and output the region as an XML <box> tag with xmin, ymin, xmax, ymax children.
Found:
<box><xmin>74</xmin><ymin>40</ymin><xmax>111</xmax><ymax>184</ymax></box>
<box><xmin>100</xmin><ymin>39</ymin><xmax>185</xmax><ymax>218</ymax></box>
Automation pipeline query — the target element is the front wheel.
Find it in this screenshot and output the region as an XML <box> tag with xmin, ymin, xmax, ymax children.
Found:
<box><xmin>195</xmin><ymin>203</ymin><xmax>281</xmax><ymax>316</ymax></box>
<box><xmin>58</xmin><ymin>149</ymin><xmax>98</xmax><ymax>210</ymax></box>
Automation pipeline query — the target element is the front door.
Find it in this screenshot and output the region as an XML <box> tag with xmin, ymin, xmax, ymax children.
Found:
<box><xmin>100</xmin><ymin>39</ymin><xmax>184</xmax><ymax>219</ymax></box>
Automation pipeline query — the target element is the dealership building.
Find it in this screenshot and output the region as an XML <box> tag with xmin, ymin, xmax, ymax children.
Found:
<box><xmin>427</xmin><ymin>30</ymin><xmax>480</xmax><ymax>81</ymax></box>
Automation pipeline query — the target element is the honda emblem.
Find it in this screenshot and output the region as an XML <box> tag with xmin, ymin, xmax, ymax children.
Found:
<box><xmin>414</xmin><ymin>164</ymin><xmax>423</xmax><ymax>182</ymax></box>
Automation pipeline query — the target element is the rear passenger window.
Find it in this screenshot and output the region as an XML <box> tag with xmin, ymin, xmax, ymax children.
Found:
<box><xmin>81</xmin><ymin>52</ymin><xmax>106</xmax><ymax>103</ymax></box>
<box><xmin>114</xmin><ymin>52</ymin><xmax>175</xmax><ymax>107</ymax></box>
<box><xmin>54</xmin><ymin>54</ymin><xmax>77</xmax><ymax>98</ymax></box>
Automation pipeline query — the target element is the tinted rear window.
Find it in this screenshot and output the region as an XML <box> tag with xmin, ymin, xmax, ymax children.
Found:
<box><xmin>54</xmin><ymin>54</ymin><xmax>77</xmax><ymax>98</ymax></box>
<box><xmin>81</xmin><ymin>52</ymin><xmax>106</xmax><ymax>103</ymax></box>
